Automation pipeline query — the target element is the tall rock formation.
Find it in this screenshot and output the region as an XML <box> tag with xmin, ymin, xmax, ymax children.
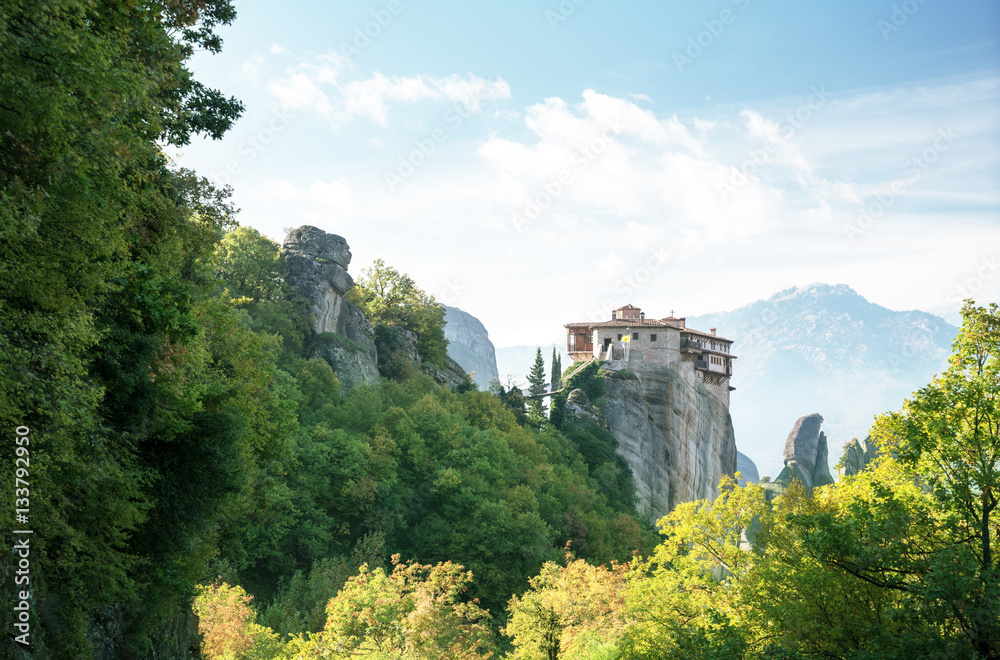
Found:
<box><xmin>597</xmin><ymin>361</ymin><xmax>737</xmax><ymax>524</ymax></box>
<box><xmin>775</xmin><ymin>413</ymin><xmax>835</xmax><ymax>488</ymax></box>
<box><xmin>281</xmin><ymin>226</ymin><xmax>379</xmax><ymax>392</ymax></box>
<box><xmin>737</xmin><ymin>451</ymin><xmax>760</xmax><ymax>485</ymax></box>
<box><xmin>443</xmin><ymin>305</ymin><xmax>499</xmax><ymax>389</ymax></box>
<box><xmin>840</xmin><ymin>435</ymin><xmax>879</xmax><ymax>476</ymax></box>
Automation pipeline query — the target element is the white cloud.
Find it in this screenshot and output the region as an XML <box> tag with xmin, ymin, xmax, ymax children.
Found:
<box><xmin>269</xmin><ymin>43</ymin><xmax>289</xmax><ymax>55</ymax></box>
<box><xmin>238</xmin><ymin>54</ymin><xmax>266</xmax><ymax>84</ymax></box>
<box><xmin>266</xmin><ymin>54</ymin><xmax>510</xmax><ymax>128</ymax></box>
<box><xmin>205</xmin><ymin>74</ymin><xmax>997</xmax><ymax>348</ymax></box>
<box><xmin>475</xmin><ymin>89</ymin><xmax>799</xmax><ymax>241</ymax></box>
<box><xmin>263</xmin><ymin>179</ymin><xmax>300</xmax><ymax>201</ymax></box>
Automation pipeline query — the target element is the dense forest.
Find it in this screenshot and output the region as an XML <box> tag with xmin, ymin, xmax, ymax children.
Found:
<box><xmin>1</xmin><ymin>1</ymin><xmax>998</xmax><ymax>659</ymax></box>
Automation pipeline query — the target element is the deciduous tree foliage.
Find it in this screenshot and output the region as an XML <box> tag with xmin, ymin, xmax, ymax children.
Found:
<box><xmin>0</xmin><ymin>0</ymin><xmax>265</xmax><ymax>655</ymax></box>
<box><xmin>346</xmin><ymin>259</ymin><xmax>448</xmax><ymax>367</ymax></box>
<box><xmin>505</xmin><ymin>554</ymin><xmax>627</xmax><ymax>660</ymax></box>
<box><xmin>291</xmin><ymin>556</ymin><xmax>495</xmax><ymax>660</ymax></box>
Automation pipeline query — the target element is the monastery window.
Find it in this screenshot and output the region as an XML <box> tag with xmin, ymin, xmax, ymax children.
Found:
<box><xmin>632</xmin><ymin>332</ymin><xmax>639</xmax><ymax>340</ymax></box>
<box><xmin>650</xmin><ymin>334</ymin><xmax>657</xmax><ymax>342</ymax></box>
<box><xmin>617</xmin><ymin>334</ymin><xmax>622</xmax><ymax>341</ymax></box>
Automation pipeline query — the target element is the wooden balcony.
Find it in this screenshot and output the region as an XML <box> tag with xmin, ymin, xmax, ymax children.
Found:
<box><xmin>567</xmin><ymin>334</ymin><xmax>593</xmax><ymax>353</ymax></box>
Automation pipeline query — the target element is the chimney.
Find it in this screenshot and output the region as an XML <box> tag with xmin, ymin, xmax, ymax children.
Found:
<box><xmin>679</xmin><ymin>317</ymin><xmax>686</xmax><ymax>328</ymax></box>
<box><xmin>640</xmin><ymin>312</ymin><xmax>645</xmax><ymax>319</ymax></box>
<box><xmin>612</xmin><ymin>310</ymin><xmax>617</xmax><ymax>320</ymax></box>
<box><xmin>710</xmin><ymin>328</ymin><xmax>717</xmax><ymax>336</ymax></box>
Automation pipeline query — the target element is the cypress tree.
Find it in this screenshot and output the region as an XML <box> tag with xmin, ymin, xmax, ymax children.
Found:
<box><xmin>551</xmin><ymin>348</ymin><xmax>562</xmax><ymax>391</ymax></box>
<box><xmin>526</xmin><ymin>347</ymin><xmax>546</xmax><ymax>426</ymax></box>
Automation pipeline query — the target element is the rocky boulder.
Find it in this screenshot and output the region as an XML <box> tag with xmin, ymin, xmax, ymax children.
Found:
<box><xmin>282</xmin><ymin>226</ymin><xmax>379</xmax><ymax>392</ymax></box>
<box><xmin>283</xmin><ymin>226</ymin><xmax>354</xmax><ymax>326</ymax></box>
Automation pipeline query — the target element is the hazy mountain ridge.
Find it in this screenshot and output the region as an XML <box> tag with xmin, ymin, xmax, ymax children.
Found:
<box><xmin>688</xmin><ymin>283</ymin><xmax>957</xmax><ymax>478</ymax></box>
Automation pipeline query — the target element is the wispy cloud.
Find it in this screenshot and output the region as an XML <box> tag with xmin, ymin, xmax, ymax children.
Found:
<box><xmin>266</xmin><ymin>52</ymin><xmax>510</xmax><ymax>129</ymax></box>
<box><xmin>208</xmin><ymin>72</ymin><xmax>999</xmax><ymax>346</ymax></box>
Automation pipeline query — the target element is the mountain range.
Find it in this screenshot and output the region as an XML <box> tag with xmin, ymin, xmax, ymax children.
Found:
<box><xmin>688</xmin><ymin>283</ymin><xmax>957</xmax><ymax>478</ymax></box>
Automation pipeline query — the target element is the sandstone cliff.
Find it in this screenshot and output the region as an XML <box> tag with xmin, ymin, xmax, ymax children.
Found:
<box><xmin>282</xmin><ymin>226</ymin><xmax>380</xmax><ymax>392</ymax></box>
<box><xmin>594</xmin><ymin>360</ymin><xmax>738</xmax><ymax>524</ymax></box>
<box><xmin>443</xmin><ymin>305</ymin><xmax>499</xmax><ymax>389</ymax></box>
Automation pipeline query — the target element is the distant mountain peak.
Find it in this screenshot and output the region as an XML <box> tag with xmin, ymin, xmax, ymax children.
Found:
<box><xmin>768</xmin><ymin>283</ymin><xmax>863</xmax><ymax>303</ymax></box>
<box><xmin>687</xmin><ymin>284</ymin><xmax>958</xmax><ymax>480</ymax></box>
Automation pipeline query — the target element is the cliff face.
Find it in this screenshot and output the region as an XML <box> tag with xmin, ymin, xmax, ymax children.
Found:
<box><xmin>443</xmin><ymin>305</ymin><xmax>499</xmax><ymax>389</ymax></box>
<box><xmin>737</xmin><ymin>451</ymin><xmax>760</xmax><ymax>485</ymax></box>
<box><xmin>600</xmin><ymin>361</ymin><xmax>737</xmax><ymax>524</ymax></box>
<box><xmin>282</xmin><ymin>226</ymin><xmax>380</xmax><ymax>392</ymax></box>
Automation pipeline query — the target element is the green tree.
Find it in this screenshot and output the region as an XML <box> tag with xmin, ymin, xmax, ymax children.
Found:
<box><xmin>346</xmin><ymin>259</ymin><xmax>448</xmax><ymax>367</ymax></box>
<box><xmin>0</xmin><ymin>0</ymin><xmax>251</xmax><ymax>653</ymax></box>
<box><xmin>289</xmin><ymin>556</ymin><xmax>495</xmax><ymax>660</ymax></box>
<box><xmin>868</xmin><ymin>300</ymin><xmax>1000</xmax><ymax>658</ymax></box>
<box><xmin>551</xmin><ymin>348</ymin><xmax>562</xmax><ymax>392</ymax></box>
<box><xmin>505</xmin><ymin>555</ymin><xmax>627</xmax><ymax>660</ymax></box>
<box><xmin>526</xmin><ymin>348</ymin><xmax>547</xmax><ymax>427</ymax></box>
<box><xmin>215</xmin><ymin>227</ymin><xmax>287</xmax><ymax>306</ymax></box>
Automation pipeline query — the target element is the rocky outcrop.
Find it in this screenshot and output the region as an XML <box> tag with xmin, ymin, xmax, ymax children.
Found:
<box><xmin>775</xmin><ymin>414</ymin><xmax>835</xmax><ymax>488</ymax></box>
<box><xmin>443</xmin><ymin>305</ymin><xmax>499</xmax><ymax>389</ymax></box>
<box><xmin>565</xmin><ymin>389</ymin><xmax>605</xmax><ymax>427</ymax></box>
<box><xmin>375</xmin><ymin>324</ymin><xmax>469</xmax><ymax>389</ymax></box>
<box><xmin>600</xmin><ymin>361</ymin><xmax>737</xmax><ymax>525</ymax></box>
<box><xmin>427</xmin><ymin>355</ymin><xmax>471</xmax><ymax>389</ymax></box>
<box><xmin>737</xmin><ymin>451</ymin><xmax>759</xmax><ymax>486</ymax></box>
<box><xmin>282</xmin><ymin>226</ymin><xmax>379</xmax><ymax>392</ymax></box>
<box><xmin>283</xmin><ymin>226</ymin><xmax>354</xmax><ymax>329</ymax></box>
<box><xmin>841</xmin><ymin>435</ymin><xmax>878</xmax><ymax>476</ymax></box>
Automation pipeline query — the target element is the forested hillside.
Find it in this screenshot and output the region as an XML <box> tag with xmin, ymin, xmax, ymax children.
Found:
<box><xmin>0</xmin><ymin>3</ymin><xmax>653</xmax><ymax>656</ymax></box>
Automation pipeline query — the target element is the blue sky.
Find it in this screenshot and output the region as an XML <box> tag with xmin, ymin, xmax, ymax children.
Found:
<box><xmin>176</xmin><ymin>0</ymin><xmax>1000</xmax><ymax>347</ymax></box>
